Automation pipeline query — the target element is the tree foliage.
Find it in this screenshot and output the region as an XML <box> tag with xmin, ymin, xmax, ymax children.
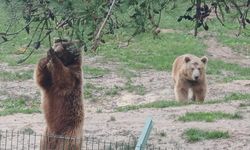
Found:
<box><xmin>178</xmin><ymin>0</ymin><xmax>250</xmax><ymax>36</ymax></box>
<box><xmin>0</xmin><ymin>0</ymin><xmax>249</xmax><ymax>62</ymax></box>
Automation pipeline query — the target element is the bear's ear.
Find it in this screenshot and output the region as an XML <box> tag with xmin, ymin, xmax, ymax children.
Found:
<box><xmin>184</xmin><ymin>56</ymin><xmax>191</xmax><ymax>63</ymax></box>
<box><xmin>201</xmin><ymin>56</ymin><xmax>208</xmax><ymax>64</ymax></box>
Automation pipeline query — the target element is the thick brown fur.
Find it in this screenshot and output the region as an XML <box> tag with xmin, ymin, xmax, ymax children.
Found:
<box><xmin>172</xmin><ymin>54</ymin><xmax>208</xmax><ymax>103</ymax></box>
<box><xmin>35</xmin><ymin>39</ymin><xmax>84</xmax><ymax>150</ymax></box>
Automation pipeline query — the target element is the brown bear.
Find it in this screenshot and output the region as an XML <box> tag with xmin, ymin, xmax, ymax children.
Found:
<box><xmin>35</xmin><ymin>39</ymin><xmax>84</xmax><ymax>150</ymax></box>
<box><xmin>172</xmin><ymin>54</ymin><xmax>208</xmax><ymax>103</ymax></box>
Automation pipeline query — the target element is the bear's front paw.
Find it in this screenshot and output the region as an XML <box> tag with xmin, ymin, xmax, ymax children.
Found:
<box><xmin>48</xmin><ymin>48</ymin><xmax>57</xmax><ymax>60</ymax></box>
<box><xmin>39</xmin><ymin>58</ymin><xmax>50</xmax><ymax>69</ymax></box>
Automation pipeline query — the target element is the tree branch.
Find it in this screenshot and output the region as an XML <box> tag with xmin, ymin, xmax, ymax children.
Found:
<box><xmin>194</xmin><ymin>0</ymin><xmax>201</xmax><ymax>36</ymax></box>
<box><xmin>92</xmin><ymin>0</ymin><xmax>116</xmax><ymax>51</ymax></box>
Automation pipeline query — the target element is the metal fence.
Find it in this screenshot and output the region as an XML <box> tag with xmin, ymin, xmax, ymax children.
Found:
<box><xmin>0</xmin><ymin>130</ymin><xmax>136</xmax><ymax>150</ymax></box>
<box><xmin>0</xmin><ymin>130</ymin><xmax>166</xmax><ymax>150</ymax></box>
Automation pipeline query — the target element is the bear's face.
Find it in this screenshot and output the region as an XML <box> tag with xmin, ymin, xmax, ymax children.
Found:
<box><xmin>53</xmin><ymin>40</ymin><xmax>81</xmax><ymax>66</ymax></box>
<box><xmin>184</xmin><ymin>56</ymin><xmax>208</xmax><ymax>81</ymax></box>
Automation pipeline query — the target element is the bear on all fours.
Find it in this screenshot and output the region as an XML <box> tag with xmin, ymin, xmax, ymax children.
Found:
<box><xmin>172</xmin><ymin>54</ymin><xmax>208</xmax><ymax>103</ymax></box>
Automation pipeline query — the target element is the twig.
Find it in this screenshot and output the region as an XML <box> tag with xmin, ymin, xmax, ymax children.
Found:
<box><xmin>18</xmin><ymin>19</ymin><xmax>45</xmax><ymax>54</ymax></box>
<box><xmin>84</xmin><ymin>75</ymin><xmax>104</xmax><ymax>79</ymax></box>
<box><xmin>216</xmin><ymin>0</ymin><xmax>225</xmax><ymax>21</ymax></box>
<box><xmin>46</xmin><ymin>19</ymin><xmax>52</xmax><ymax>48</ymax></box>
<box><xmin>0</xmin><ymin>18</ymin><xmax>35</xmax><ymax>37</ymax></box>
<box><xmin>17</xmin><ymin>19</ymin><xmax>45</xmax><ymax>63</ymax></box>
<box><xmin>230</xmin><ymin>0</ymin><xmax>246</xmax><ymax>36</ymax></box>
<box><xmin>214</xmin><ymin>3</ymin><xmax>225</xmax><ymax>26</ymax></box>
<box><xmin>92</xmin><ymin>0</ymin><xmax>116</xmax><ymax>51</ymax></box>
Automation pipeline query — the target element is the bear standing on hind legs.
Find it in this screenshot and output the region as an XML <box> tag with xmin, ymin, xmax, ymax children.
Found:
<box><xmin>172</xmin><ymin>54</ymin><xmax>208</xmax><ymax>103</ymax></box>
<box><xmin>35</xmin><ymin>39</ymin><xmax>84</xmax><ymax>150</ymax></box>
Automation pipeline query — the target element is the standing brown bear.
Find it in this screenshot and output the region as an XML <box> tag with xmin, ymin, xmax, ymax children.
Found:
<box><xmin>35</xmin><ymin>39</ymin><xmax>84</xmax><ymax>150</ymax></box>
<box><xmin>172</xmin><ymin>54</ymin><xmax>208</xmax><ymax>103</ymax></box>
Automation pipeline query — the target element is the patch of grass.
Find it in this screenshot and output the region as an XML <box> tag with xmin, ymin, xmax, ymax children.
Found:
<box><xmin>207</xmin><ymin>60</ymin><xmax>250</xmax><ymax>82</ymax></box>
<box><xmin>0</xmin><ymin>70</ymin><xmax>33</xmax><ymax>81</ymax></box>
<box><xmin>159</xmin><ymin>1</ymin><xmax>195</xmax><ymax>31</ymax></box>
<box><xmin>99</xmin><ymin>32</ymin><xmax>205</xmax><ymax>71</ymax></box>
<box><xmin>116</xmin><ymin>100</ymin><xmax>181</xmax><ymax>112</ymax></box>
<box><xmin>0</xmin><ymin>99</ymin><xmax>40</xmax><ymax>116</ymax></box>
<box><xmin>116</xmin><ymin>67</ymin><xmax>137</xmax><ymax>80</ymax></box>
<box><xmin>84</xmin><ymin>83</ymin><xmax>128</xmax><ymax>100</ymax></box>
<box><xmin>184</xmin><ymin>128</ymin><xmax>230</xmax><ymax>142</ymax></box>
<box><xmin>83</xmin><ymin>65</ymin><xmax>109</xmax><ymax>77</ymax></box>
<box><xmin>224</xmin><ymin>93</ymin><xmax>250</xmax><ymax>101</ymax></box>
<box><xmin>124</xmin><ymin>81</ymin><xmax>146</xmax><ymax>95</ymax></box>
<box><xmin>83</xmin><ymin>82</ymin><xmax>104</xmax><ymax>100</ymax></box>
<box><xmin>207</xmin><ymin>17</ymin><xmax>250</xmax><ymax>56</ymax></box>
<box><xmin>116</xmin><ymin>95</ymin><xmax>250</xmax><ymax>112</ymax></box>
<box><xmin>19</xmin><ymin>53</ymin><xmax>45</xmax><ymax>65</ymax></box>
<box><xmin>105</xmin><ymin>85</ymin><xmax>122</xmax><ymax>97</ymax></box>
<box><xmin>218</xmin><ymin>34</ymin><xmax>250</xmax><ymax>56</ymax></box>
<box><xmin>178</xmin><ymin>112</ymin><xmax>242</xmax><ymax>122</ymax></box>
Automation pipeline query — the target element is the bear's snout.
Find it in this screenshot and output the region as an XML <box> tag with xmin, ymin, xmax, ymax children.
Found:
<box><xmin>192</xmin><ymin>69</ymin><xmax>200</xmax><ymax>81</ymax></box>
<box><xmin>194</xmin><ymin>76</ymin><xmax>199</xmax><ymax>80</ymax></box>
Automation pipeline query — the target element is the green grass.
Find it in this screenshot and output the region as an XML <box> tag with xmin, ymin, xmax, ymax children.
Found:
<box><xmin>178</xmin><ymin>112</ymin><xmax>242</xmax><ymax>122</ymax></box>
<box><xmin>0</xmin><ymin>98</ymin><xmax>40</xmax><ymax>116</ymax></box>
<box><xmin>107</xmin><ymin>82</ymin><xmax>145</xmax><ymax>96</ymax></box>
<box><xmin>83</xmin><ymin>82</ymin><xmax>104</xmax><ymax>100</ymax></box>
<box><xmin>159</xmin><ymin>0</ymin><xmax>195</xmax><ymax>31</ymax></box>
<box><xmin>207</xmin><ymin>13</ymin><xmax>250</xmax><ymax>55</ymax></box>
<box><xmin>84</xmin><ymin>81</ymin><xmax>146</xmax><ymax>101</ymax></box>
<box><xmin>224</xmin><ymin>93</ymin><xmax>250</xmax><ymax>101</ymax></box>
<box><xmin>124</xmin><ymin>81</ymin><xmax>146</xmax><ymax>95</ymax></box>
<box><xmin>207</xmin><ymin>60</ymin><xmax>250</xmax><ymax>82</ymax></box>
<box><xmin>0</xmin><ymin>70</ymin><xmax>33</xmax><ymax>81</ymax></box>
<box><xmin>116</xmin><ymin>92</ymin><xmax>250</xmax><ymax>112</ymax></box>
<box><xmin>83</xmin><ymin>65</ymin><xmax>110</xmax><ymax>77</ymax></box>
<box><xmin>99</xmin><ymin>32</ymin><xmax>205</xmax><ymax>71</ymax></box>
<box><xmin>116</xmin><ymin>100</ymin><xmax>182</xmax><ymax>112</ymax></box>
<box><xmin>184</xmin><ymin>128</ymin><xmax>230</xmax><ymax>142</ymax></box>
<box><xmin>218</xmin><ymin>34</ymin><xmax>250</xmax><ymax>56</ymax></box>
<box><xmin>99</xmin><ymin>31</ymin><xmax>250</xmax><ymax>82</ymax></box>
<box><xmin>104</xmin><ymin>85</ymin><xmax>122</xmax><ymax>97</ymax></box>
<box><xmin>116</xmin><ymin>67</ymin><xmax>137</xmax><ymax>80</ymax></box>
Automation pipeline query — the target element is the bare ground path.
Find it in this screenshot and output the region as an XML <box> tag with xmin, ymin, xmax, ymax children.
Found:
<box><xmin>0</xmin><ymin>101</ymin><xmax>250</xmax><ymax>149</ymax></box>
<box><xmin>200</xmin><ymin>32</ymin><xmax>250</xmax><ymax>67</ymax></box>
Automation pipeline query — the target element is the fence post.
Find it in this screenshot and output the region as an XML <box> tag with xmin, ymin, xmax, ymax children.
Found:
<box><xmin>135</xmin><ymin>117</ymin><xmax>153</xmax><ymax>150</ymax></box>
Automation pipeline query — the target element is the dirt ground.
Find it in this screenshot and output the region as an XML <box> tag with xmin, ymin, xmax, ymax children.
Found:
<box><xmin>0</xmin><ymin>32</ymin><xmax>250</xmax><ymax>149</ymax></box>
